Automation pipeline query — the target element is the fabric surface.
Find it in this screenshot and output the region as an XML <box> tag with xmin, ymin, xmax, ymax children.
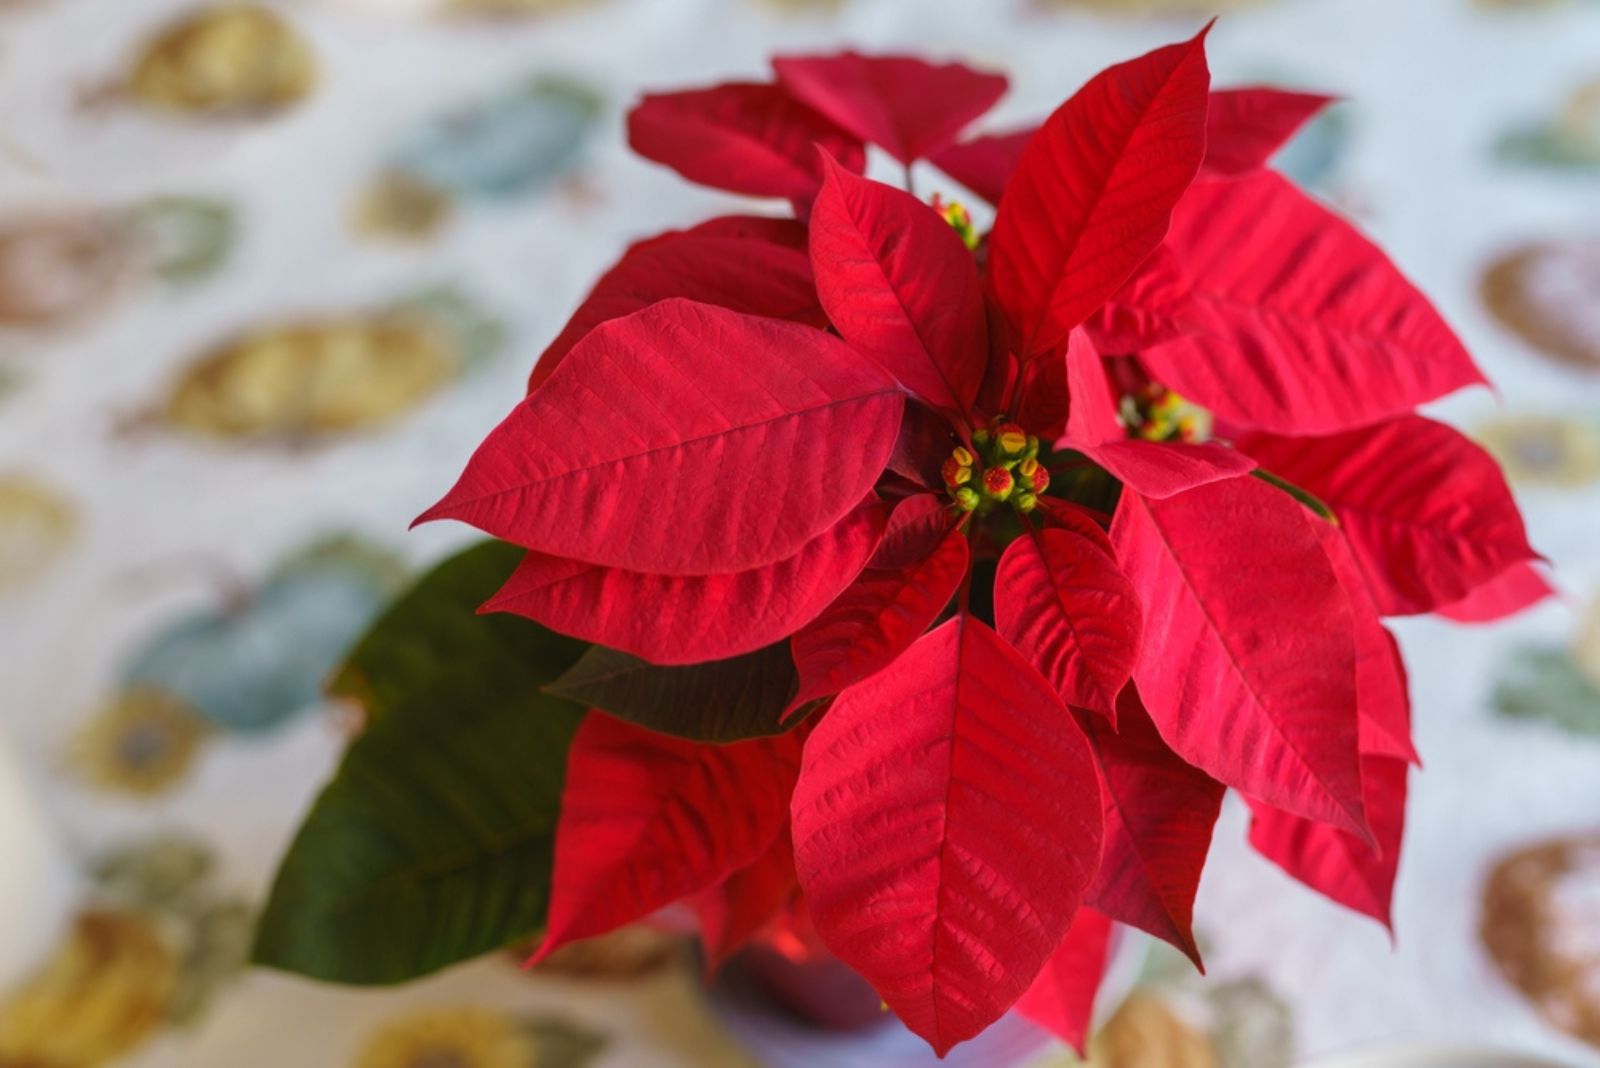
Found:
<box><xmin>1</xmin><ymin>0</ymin><xmax>1599</xmax><ymax>1065</ymax></box>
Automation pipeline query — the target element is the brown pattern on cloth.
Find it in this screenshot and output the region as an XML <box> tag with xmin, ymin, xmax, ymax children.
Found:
<box><xmin>1482</xmin><ymin>833</ymin><xmax>1600</xmax><ymax>1048</ymax></box>
<box><xmin>1482</xmin><ymin>240</ymin><xmax>1600</xmax><ymax>371</ymax></box>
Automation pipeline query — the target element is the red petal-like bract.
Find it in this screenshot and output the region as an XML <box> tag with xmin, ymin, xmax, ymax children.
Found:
<box><xmin>930</xmin><ymin>127</ymin><xmax>1034</xmax><ymax>205</ymax></box>
<box><xmin>1248</xmin><ymin>755</ymin><xmax>1409</xmax><ymax>928</ymax></box>
<box><xmin>1015</xmin><ymin>329</ymin><xmax>1082</xmax><ymax>440</ymax></box>
<box><xmin>871</xmin><ymin>492</ymin><xmax>958</xmax><ymax>570</ymax></box>
<box><xmin>1037</xmin><ymin>498</ymin><xmax>1115</xmax><ymax>549</ymax></box>
<box><xmin>1063</xmin><ymin>335</ymin><xmax>1125</xmax><ymax>445</ymax></box>
<box><xmin>773</xmin><ymin>52</ymin><xmax>1007</xmax><ymax>165</ymax></box>
<box><xmin>809</xmin><ymin>157</ymin><xmax>988</xmax><ymax>417</ymax></box>
<box><xmin>628</xmin><ymin>83</ymin><xmax>865</xmax><ymax>204</ymax></box>
<box><xmin>988</xmin><ymin>28</ymin><xmax>1211</xmax><ymax>355</ymax></box>
<box><xmin>1315</xmin><ymin>524</ymin><xmax>1418</xmax><ymax>765</ymax></box>
<box><xmin>683</xmin><ymin>213</ymin><xmax>812</xmax><ymax>249</ymax></box>
<box><xmin>692</xmin><ymin>827</ymin><xmax>798</xmax><ymax>971</ymax></box>
<box><xmin>1437</xmin><ymin>563</ymin><xmax>1556</xmax><ymax>623</ymax></box>
<box><xmin>1090</xmin><ymin>440</ymin><xmax>1257</xmax><ymax>500</ymax></box>
<box><xmin>1144</xmin><ymin>173</ymin><xmax>1486</xmax><ymax>434</ymax></box>
<box><xmin>1058</xmin><ymin>336</ymin><xmax>1256</xmax><ymax>499</ymax></box>
<box><xmin>529</xmin><ymin>228</ymin><xmax>823</xmax><ymax>391</ymax></box>
<box><xmin>791</xmin><ymin>616</ymin><xmax>1104</xmax><ymax>1054</ymax></box>
<box><xmin>791</xmin><ymin>521</ymin><xmax>969</xmax><ymax>705</ymax></box>
<box><xmin>1111</xmin><ymin>476</ymin><xmax>1367</xmax><ymax>836</ymax></box>
<box><xmin>1087</xmin><ymin>243</ymin><xmax>1212</xmax><ymax>353</ymax></box>
<box><xmin>1239</xmin><ymin>416</ymin><xmax>1539</xmax><ymax>616</ymax></box>
<box><xmin>1084</xmin><ymin>691</ymin><xmax>1224</xmax><ymax>965</ymax></box>
<box><xmin>536</xmin><ymin>715</ymin><xmax>804</xmax><ymax>960</ymax></box>
<box><xmin>420</xmin><ymin>300</ymin><xmax>904</xmax><ymax>576</ymax></box>
<box><xmin>1202</xmin><ymin>87</ymin><xmax>1336</xmax><ymax>175</ymax></box>
<box><xmin>1015</xmin><ymin>908</ymin><xmax>1115</xmax><ymax>1055</ymax></box>
<box><xmin>995</xmin><ymin>527</ymin><xmax>1142</xmax><ymax>718</ymax></box>
<box><xmin>486</xmin><ymin>501</ymin><xmax>887</xmax><ymax>666</ymax></box>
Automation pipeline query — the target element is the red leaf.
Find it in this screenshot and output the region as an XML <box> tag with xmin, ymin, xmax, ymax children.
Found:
<box><xmin>628</xmin><ymin>82</ymin><xmax>865</xmax><ymax>204</ymax></box>
<box><xmin>1143</xmin><ymin>173</ymin><xmax>1487</xmax><ymax>434</ymax></box>
<box><xmin>1111</xmin><ymin>476</ymin><xmax>1368</xmax><ymax>836</ymax></box>
<box><xmin>529</xmin><ymin>231</ymin><xmax>824</xmax><ymax>391</ymax></box>
<box><xmin>773</xmin><ymin>52</ymin><xmax>1007</xmax><ymax>165</ymax></box>
<box><xmin>809</xmin><ymin>157</ymin><xmax>988</xmax><ymax>417</ymax></box>
<box><xmin>1436</xmin><ymin>562</ymin><xmax>1556</xmax><ymax>623</ymax></box>
<box><xmin>1084</xmin><ymin>692</ymin><xmax>1223</xmax><ymax>966</ymax></box>
<box><xmin>1037</xmin><ymin>497</ymin><xmax>1114</xmax><ymax>550</ymax></box>
<box><xmin>485</xmin><ymin>502</ymin><xmax>888</xmax><ymax>666</ymax></box>
<box><xmin>1314</xmin><ymin>524</ymin><xmax>1418</xmax><ymax>765</ymax></box>
<box><xmin>931</xmin><ymin>126</ymin><xmax>1035</xmax><ymax>205</ymax></box>
<box><xmin>792</xmin><ymin>523</ymin><xmax>970</xmax><ymax>704</ymax></box>
<box><xmin>995</xmin><ymin>527</ymin><xmax>1142</xmax><ymax>718</ymax></box>
<box><xmin>536</xmin><ymin>715</ymin><xmax>804</xmax><ymax>959</ymax></box>
<box><xmin>1063</xmin><ymin>333</ymin><xmax>1124</xmax><ymax>445</ymax></box>
<box><xmin>683</xmin><ymin>214</ymin><xmax>810</xmax><ymax>249</ymax></box>
<box><xmin>1015</xmin><ymin>908</ymin><xmax>1115</xmax><ymax>1055</ymax></box>
<box><xmin>692</xmin><ymin>826</ymin><xmax>798</xmax><ymax>972</ymax></box>
<box><xmin>988</xmin><ymin>28</ymin><xmax>1212</xmax><ymax>355</ymax></box>
<box><xmin>1238</xmin><ymin>416</ymin><xmax>1539</xmax><ymax>615</ymax></box>
<box><xmin>1089</xmin><ymin>440</ymin><xmax>1257</xmax><ymax>500</ymax></box>
<box><xmin>420</xmin><ymin>300</ymin><xmax>904</xmax><ymax>576</ymax></box>
<box><xmin>1086</xmin><ymin>244</ymin><xmax>1214</xmax><ymax>353</ymax></box>
<box><xmin>791</xmin><ymin>616</ymin><xmax>1104</xmax><ymax>1054</ymax></box>
<box><xmin>885</xmin><ymin>401</ymin><xmax>961</xmax><ymax>490</ymax></box>
<box><xmin>1016</xmin><ymin>338</ymin><xmax>1072</xmax><ymax>440</ymax></box>
<box><xmin>1059</xmin><ymin>334</ymin><xmax>1256</xmax><ymax>499</ymax></box>
<box><xmin>1202</xmin><ymin>87</ymin><xmax>1336</xmax><ymax>175</ymax></box>
<box><xmin>871</xmin><ymin>493</ymin><xmax>958</xmax><ymax>570</ymax></box>
<box><xmin>1248</xmin><ymin>755</ymin><xmax>1409</xmax><ymax>928</ymax></box>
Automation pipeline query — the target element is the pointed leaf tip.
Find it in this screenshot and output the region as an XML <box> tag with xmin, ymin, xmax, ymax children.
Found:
<box><xmin>425</xmin><ymin>300</ymin><xmax>903</xmax><ymax>577</ymax></box>
<box><xmin>809</xmin><ymin>155</ymin><xmax>988</xmax><ymax>417</ymax></box>
<box><xmin>989</xmin><ymin>30</ymin><xmax>1212</xmax><ymax>354</ymax></box>
<box><xmin>792</xmin><ymin>615</ymin><xmax>1104</xmax><ymax>1053</ymax></box>
<box><xmin>1112</xmin><ymin>477</ymin><xmax>1369</xmax><ymax>838</ymax></box>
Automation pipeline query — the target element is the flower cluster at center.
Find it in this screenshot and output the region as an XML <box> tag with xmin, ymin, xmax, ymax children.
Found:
<box><xmin>942</xmin><ymin>417</ymin><xmax>1051</xmax><ymax>515</ymax></box>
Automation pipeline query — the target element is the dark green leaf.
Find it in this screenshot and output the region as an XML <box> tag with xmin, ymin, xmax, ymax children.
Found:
<box><xmin>254</xmin><ymin>541</ymin><xmax>590</xmax><ymax>984</ymax></box>
<box><xmin>1252</xmin><ymin>468</ymin><xmax>1337</xmax><ymax>522</ymax></box>
<box><xmin>330</xmin><ymin>539</ymin><xmax>586</xmax><ymax>717</ymax></box>
<box><xmin>545</xmin><ymin>641</ymin><xmax>805</xmax><ymax>743</ymax></box>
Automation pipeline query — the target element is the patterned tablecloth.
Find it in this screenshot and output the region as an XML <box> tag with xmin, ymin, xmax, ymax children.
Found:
<box><xmin>2</xmin><ymin>0</ymin><xmax>1600</xmax><ymax>1066</ymax></box>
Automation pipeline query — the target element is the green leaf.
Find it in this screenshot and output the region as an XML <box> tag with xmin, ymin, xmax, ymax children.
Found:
<box><xmin>330</xmin><ymin>540</ymin><xmax>585</xmax><ymax>717</ymax></box>
<box><xmin>545</xmin><ymin>641</ymin><xmax>806</xmax><ymax>743</ymax></box>
<box><xmin>1251</xmin><ymin>468</ymin><xmax>1337</xmax><ymax>523</ymax></box>
<box><xmin>254</xmin><ymin>541</ymin><xmax>590</xmax><ymax>984</ymax></box>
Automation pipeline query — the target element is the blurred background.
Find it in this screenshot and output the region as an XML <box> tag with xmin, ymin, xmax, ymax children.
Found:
<box><xmin>0</xmin><ymin>0</ymin><xmax>1598</xmax><ymax>1065</ymax></box>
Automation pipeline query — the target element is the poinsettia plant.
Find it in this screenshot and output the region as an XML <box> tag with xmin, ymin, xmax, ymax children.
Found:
<box><xmin>256</xmin><ymin>24</ymin><xmax>1549</xmax><ymax>1059</ymax></box>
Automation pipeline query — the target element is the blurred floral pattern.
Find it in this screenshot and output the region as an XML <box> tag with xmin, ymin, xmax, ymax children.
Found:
<box><xmin>0</xmin><ymin>473</ymin><xmax>75</xmax><ymax>593</ymax></box>
<box><xmin>1481</xmin><ymin>239</ymin><xmax>1600</xmax><ymax>372</ymax></box>
<box><xmin>0</xmin><ymin>0</ymin><xmax>1598</xmax><ymax>1066</ymax></box>
<box><xmin>0</xmin><ymin>836</ymin><xmax>253</xmax><ymax>1067</ymax></box>
<box><xmin>1482</xmin><ymin>834</ymin><xmax>1600</xmax><ymax>1048</ymax></box>
<box><xmin>354</xmin><ymin>1007</ymin><xmax>605</xmax><ymax>1068</ymax></box>
<box><xmin>121</xmin><ymin>5</ymin><xmax>317</xmax><ymax>117</ymax></box>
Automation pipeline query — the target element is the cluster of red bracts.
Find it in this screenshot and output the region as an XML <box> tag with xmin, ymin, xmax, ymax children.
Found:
<box><xmin>421</xmin><ymin>25</ymin><xmax>1546</xmax><ymax>1057</ymax></box>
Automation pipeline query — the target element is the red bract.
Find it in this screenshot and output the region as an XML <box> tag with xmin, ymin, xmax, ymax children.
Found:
<box><xmin>422</xmin><ymin>28</ymin><xmax>1546</xmax><ymax>1055</ymax></box>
